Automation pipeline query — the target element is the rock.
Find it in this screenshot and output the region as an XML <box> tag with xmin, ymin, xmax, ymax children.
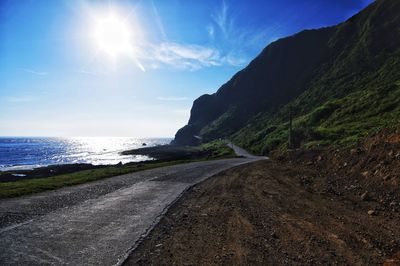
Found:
<box><xmin>346</xmin><ymin>184</ymin><xmax>358</xmax><ymax>191</ymax></box>
<box><xmin>306</xmin><ymin>161</ymin><xmax>313</xmax><ymax>166</ymax></box>
<box><xmin>362</xmin><ymin>171</ymin><xmax>369</xmax><ymax>177</ymax></box>
<box><xmin>316</xmin><ymin>155</ymin><xmax>323</xmax><ymax>162</ymax></box>
<box><xmin>383</xmin><ymin>175</ymin><xmax>391</xmax><ymax>181</ymax></box>
<box><xmin>271</xmin><ymin>231</ymin><xmax>278</xmax><ymax>239</ymax></box>
<box><xmin>343</xmin><ymin>162</ymin><xmax>348</xmax><ymax>167</ymax></box>
<box><xmin>367</xmin><ymin>210</ymin><xmax>376</xmax><ymax>216</ymax></box>
<box><xmin>351</xmin><ymin>148</ymin><xmax>362</xmax><ymax>155</ymax></box>
<box><xmin>361</xmin><ymin>191</ymin><xmax>370</xmax><ymax>201</ymax></box>
<box><xmin>388</xmin><ymin>150</ymin><xmax>394</xmax><ymax>157</ymax></box>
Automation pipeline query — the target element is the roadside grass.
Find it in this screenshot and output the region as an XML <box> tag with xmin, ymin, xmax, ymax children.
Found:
<box><xmin>0</xmin><ymin>140</ymin><xmax>235</xmax><ymax>199</ymax></box>
<box><xmin>200</xmin><ymin>139</ymin><xmax>236</xmax><ymax>158</ymax></box>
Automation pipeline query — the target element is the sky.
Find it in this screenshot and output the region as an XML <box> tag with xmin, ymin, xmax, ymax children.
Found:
<box><xmin>0</xmin><ymin>0</ymin><xmax>373</xmax><ymax>137</ymax></box>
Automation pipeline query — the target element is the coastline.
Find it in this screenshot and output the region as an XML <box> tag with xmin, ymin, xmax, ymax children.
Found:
<box><xmin>0</xmin><ymin>140</ymin><xmax>236</xmax><ymax>198</ymax></box>
<box><xmin>0</xmin><ymin>137</ymin><xmax>171</xmax><ymax>173</ymax></box>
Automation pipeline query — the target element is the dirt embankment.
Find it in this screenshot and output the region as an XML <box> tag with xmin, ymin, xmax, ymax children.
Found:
<box><xmin>125</xmin><ymin>130</ymin><xmax>400</xmax><ymax>265</ymax></box>
<box><xmin>272</xmin><ymin>128</ymin><xmax>400</xmax><ymax>214</ymax></box>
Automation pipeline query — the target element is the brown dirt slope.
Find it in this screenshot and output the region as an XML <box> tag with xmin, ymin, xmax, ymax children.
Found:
<box><xmin>272</xmin><ymin>128</ymin><xmax>400</xmax><ymax>213</ymax></box>
<box><xmin>125</xmin><ymin>136</ymin><xmax>400</xmax><ymax>266</ymax></box>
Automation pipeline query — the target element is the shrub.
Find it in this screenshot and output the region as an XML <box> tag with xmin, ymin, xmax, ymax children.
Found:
<box><xmin>309</xmin><ymin>100</ymin><xmax>341</xmax><ymax>124</ymax></box>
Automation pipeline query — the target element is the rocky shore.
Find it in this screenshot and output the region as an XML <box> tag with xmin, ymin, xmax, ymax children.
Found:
<box><xmin>122</xmin><ymin>145</ymin><xmax>215</xmax><ymax>161</ymax></box>
<box><xmin>0</xmin><ymin>142</ymin><xmax>233</xmax><ymax>183</ymax></box>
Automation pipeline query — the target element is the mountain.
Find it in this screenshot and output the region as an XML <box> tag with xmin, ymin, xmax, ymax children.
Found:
<box><xmin>172</xmin><ymin>0</ymin><xmax>400</xmax><ymax>154</ymax></box>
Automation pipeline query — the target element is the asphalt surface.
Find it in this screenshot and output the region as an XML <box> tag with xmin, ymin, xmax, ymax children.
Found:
<box><xmin>0</xmin><ymin>144</ymin><xmax>264</xmax><ymax>265</ymax></box>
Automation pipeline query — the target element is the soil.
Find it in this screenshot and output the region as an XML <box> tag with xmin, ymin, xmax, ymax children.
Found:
<box><xmin>125</xmin><ymin>129</ymin><xmax>400</xmax><ymax>265</ymax></box>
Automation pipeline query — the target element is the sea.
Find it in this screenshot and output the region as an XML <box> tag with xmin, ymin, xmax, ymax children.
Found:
<box><xmin>0</xmin><ymin>137</ymin><xmax>172</xmax><ymax>171</ymax></box>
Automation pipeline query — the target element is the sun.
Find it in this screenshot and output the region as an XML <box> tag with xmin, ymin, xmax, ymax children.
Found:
<box><xmin>93</xmin><ymin>14</ymin><xmax>133</xmax><ymax>57</ymax></box>
<box><xmin>88</xmin><ymin>7</ymin><xmax>146</xmax><ymax>70</ymax></box>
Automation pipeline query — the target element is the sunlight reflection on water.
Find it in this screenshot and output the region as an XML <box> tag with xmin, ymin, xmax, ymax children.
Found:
<box><xmin>0</xmin><ymin>137</ymin><xmax>171</xmax><ymax>171</ymax></box>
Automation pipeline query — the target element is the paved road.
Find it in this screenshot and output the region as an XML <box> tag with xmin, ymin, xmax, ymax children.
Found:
<box><xmin>226</xmin><ymin>141</ymin><xmax>265</xmax><ymax>159</ymax></box>
<box><xmin>0</xmin><ymin>145</ymin><xmax>264</xmax><ymax>265</ymax></box>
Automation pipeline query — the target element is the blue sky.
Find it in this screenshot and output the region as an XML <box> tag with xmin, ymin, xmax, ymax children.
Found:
<box><xmin>0</xmin><ymin>0</ymin><xmax>372</xmax><ymax>137</ymax></box>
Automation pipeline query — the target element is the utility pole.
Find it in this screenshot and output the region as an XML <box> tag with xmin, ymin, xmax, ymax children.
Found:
<box><xmin>288</xmin><ymin>105</ymin><xmax>293</xmax><ymax>149</ymax></box>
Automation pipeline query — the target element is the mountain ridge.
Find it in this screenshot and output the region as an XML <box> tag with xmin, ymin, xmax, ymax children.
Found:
<box><xmin>173</xmin><ymin>0</ymin><xmax>400</xmax><ymax>154</ymax></box>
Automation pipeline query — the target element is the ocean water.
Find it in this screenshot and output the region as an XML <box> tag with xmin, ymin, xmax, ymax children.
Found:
<box><xmin>0</xmin><ymin>137</ymin><xmax>172</xmax><ymax>171</ymax></box>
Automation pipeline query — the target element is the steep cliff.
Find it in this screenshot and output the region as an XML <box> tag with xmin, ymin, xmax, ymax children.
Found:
<box><xmin>173</xmin><ymin>0</ymin><xmax>400</xmax><ymax>154</ymax></box>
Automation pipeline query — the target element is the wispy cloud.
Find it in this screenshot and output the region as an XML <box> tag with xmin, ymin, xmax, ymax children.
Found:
<box><xmin>206</xmin><ymin>0</ymin><xmax>275</xmax><ymax>65</ymax></box>
<box><xmin>212</xmin><ymin>0</ymin><xmax>232</xmax><ymax>38</ymax></box>
<box><xmin>148</xmin><ymin>43</ymin><xmax>220</xmax><ymax>70</ymax></box>
<box><xmin>157</xmin><ymin>96</ymin><xmax>189</xmax><ymax>101</ymax></box>
<box><xmin>81</xmin><ymin>0</ymin><xmax>270</xmax><ymax>72</ymax></box>
<box><xmin>150</xmin><ymin>0</ymin><xmax>167</xmax><ymax>40</ymax></box>
<box><xmin>129</xmin><ymin>0</ymin><xmax>251</xmax><ymax>71</ymax></box>
<box><xmin>20</xmin><ymin>68</ymin><xmax>48</xmax><ymax>76</ymax></box>
<box><xmin>138</xmin><ymin>42</ymin><xmax>246</xmax><ymax>71</ymax></box>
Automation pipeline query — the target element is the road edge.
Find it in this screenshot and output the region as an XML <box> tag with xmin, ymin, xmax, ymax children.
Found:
<box><xmin>114</xmin><ymin>158</ymin><xmax>263</xmax><ymax>266</ymax></box>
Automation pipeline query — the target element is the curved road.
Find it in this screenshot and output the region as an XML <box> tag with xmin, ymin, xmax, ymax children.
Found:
<box><xmin>0</xmin><ymin>144</ymin><xmax>264</xmax><ymax>265</ymax></box>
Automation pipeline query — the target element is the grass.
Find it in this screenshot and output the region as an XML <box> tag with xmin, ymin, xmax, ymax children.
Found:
<box><xmin>0</xmin><ymin>140</ymin><xmax>235</xmax><ymax>199</ymax></box>
<box><xmin>233</xmin><ymin>78</ymin><xmax>400</xmax><ymax>154</ymax></box>
<box><xmin>200</xmin><ymin>139</ymin><xmax>236</xmax><ymax>158</ymax></box>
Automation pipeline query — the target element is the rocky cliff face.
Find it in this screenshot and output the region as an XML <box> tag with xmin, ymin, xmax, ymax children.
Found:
<box><xmin>173</xmin><ymin>0</ymin><xmax>400</xmax><ymax>150</ymax></box>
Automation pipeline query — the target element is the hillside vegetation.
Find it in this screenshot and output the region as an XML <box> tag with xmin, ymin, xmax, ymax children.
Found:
<box><xmin>173</xmin><ymin>0</ymin><xmax>400</xmax><ymax>154</ymax></box>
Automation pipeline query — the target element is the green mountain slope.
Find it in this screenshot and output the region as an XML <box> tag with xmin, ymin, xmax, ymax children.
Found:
<box><xmin>173</xmin><ymin>0</ymin><xmax>400</xmax><ymax>154</ymax></box>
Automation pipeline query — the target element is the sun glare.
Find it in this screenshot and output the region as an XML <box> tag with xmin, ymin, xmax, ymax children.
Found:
<box><xmin>93</xmin><ymin>13</ymin><xmax>133</xmax><ymax>57</ymax></box>
<box><xmin>87</xmin><ymin>6</ymin><xmax>146</xmax><ymax>71</ymax></box>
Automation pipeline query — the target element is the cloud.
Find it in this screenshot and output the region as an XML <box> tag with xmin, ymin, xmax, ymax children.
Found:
<box><xmin>212</xmin><ymin>0</ymin><xmax>231</xmax><ymax>37</ymax></box>
<box><xmin>150</xmin><ymin>0</ymin><xmax>167</xmax><ymax>40</ymax></box>
<box><xmin>150</xmin><ymin>43</ymin><xmax>220</xmax><ymax>70</ymax></box>
<box><xmin>21</xmin><ymin>68</ymin><xmax>48</xmax><ymax>75</ymax></box>
<box><xmin>157</xmin><ymin>96</ymin><xmax>189</xmax><ymax>101</ymax></box>
<box><xmin>136</xmin><ymin>42</ymin><xmax>220</xmax><ymax>71</ymax></box>
<box><xmin>128</xmin><ymin>0</ymin><xmax>250</xmax><ymax>71</ymax></box>
<box><xmin>80</xmin><ymin>0</ymin><xmax>269</xmax><ymax>72</ymax></box>
<box><xmin>206</xmin><ymin>0</ymin><xmax>274</xmax><ymax>66</ymax></box>
<box><xmin>138</xmin><ymin>42</ymin><xmax>246</xmax><ymax>71</ymax></box>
